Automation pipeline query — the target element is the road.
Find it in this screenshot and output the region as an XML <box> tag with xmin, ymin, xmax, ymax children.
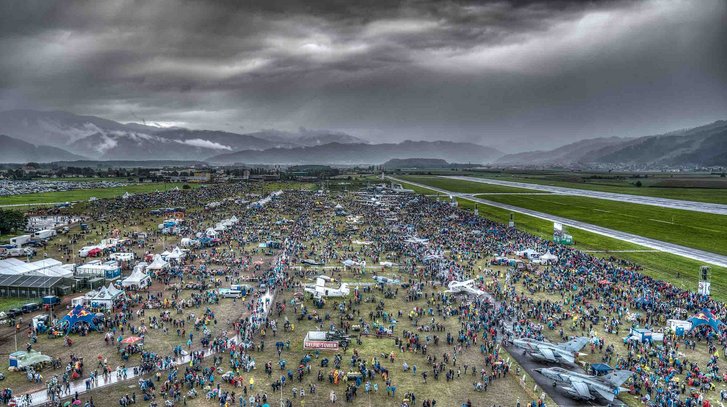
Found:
<box><xmin>389</xmin><ymin>176</ymin><xmax>727</xmax><ymax>268</ymax></box>
<box><xmin>443</xmin><ymin>175</ymin><xmax>727</xmax><ymax>215</ymax></box>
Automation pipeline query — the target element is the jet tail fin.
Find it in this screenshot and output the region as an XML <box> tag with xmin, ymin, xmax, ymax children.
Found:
<box><xmin>604</xmin><ymin>370</ymin><xmax>633</xmax><ymax>387</ymax></box>
<box><xmin>559</xmin><ymin>337</ymin><xmax>589</xmax><ymax>353</ymax></box>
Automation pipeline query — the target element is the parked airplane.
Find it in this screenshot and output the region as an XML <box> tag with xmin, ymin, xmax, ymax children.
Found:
<box><xmin>535</xmin><ymin>367</ymin><xmax>632</xmax><ymax>403</ymax></box>
<box><xmin>373</xmin><ymin>276</ymin><xmax>400</xmax><ymax>285</ymax></box>
<box><xmin>342</xmin><ymin>259</ymin><xmax>365</xmax><ymax>267</ymax></box>
<box><xmin>304</xmin><ymin>276</ymin><xmax>350</xmax><ymax>299</ymax></box>
<box><xmin>512</xmin><ymin>337</ymin><xmax>588</xmax><ymax>366</ymax></box>
<box><xmin>445</xmin><ymin>280</ymin><xmax>485</xmax><ymax>297</ymax></box>
<box><xmin>301</xmin><ymin>259</ymin><xmax>324</xmax><ymax>266</ymax></box>
<box><xmin>379</xmin><ymin>261</ymin><xmax>397</xmax><ymax>268</ymax></box>
<box><xmin>423</xmin><ymin>254</ymin><xmax>443</xmax><ymax>262</ymax></box>
<box><xmin>405</xmin><ymin>236</ymin><xmax>429</xmax><ymax>244</ymax></box>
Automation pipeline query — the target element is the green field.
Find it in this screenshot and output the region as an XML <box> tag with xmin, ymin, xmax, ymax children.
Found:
<box><xmin>396</xmin><ymin>175</ymin><xmax>540</xmax><ymax>194</ymax></box>
<box><xmin>399</xmin><ymin>175</ymin><xmax>727</xmax><ymax>256</ymax></box>
<box><xmin>467</xmin><ymin>172</ymin><xmax>727</xmax><ymax>204</ymax></box>
<box><xmin>480</xmin><ymin>194</ymin><xmax>727</xmax><ymax>255</ymax></box>
<box><xmin>396</xmin><ymin>179</ymin><xmax>727</xmax><ymax>302</ymax></box>
<box><xmin>0</xmin><ymin>182</ymin><xmax>198</xmax><ymax>206</ymax></box>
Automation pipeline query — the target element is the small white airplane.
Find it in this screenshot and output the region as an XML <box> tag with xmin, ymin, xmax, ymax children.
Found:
<box><xmin>373</xmin><ymin>276</ymin><xmax>400</xmax><ymax>285</ymax></box>
<box><xmin>379</xmin><ymin>261</ymin><xmax>397</xmax><ymax>268</ymax></box>
<box><xmin>445</xmin><ymin>280</ymin><xmax>485</xmax><ymax>297</ymax></box>
<box><xmin>405</xmin><ymin>236</ymin><xmax>429</xmax><ymax>244</ymax></box>
<box><xmin>346</xmin><ymin>215</ymin><xmax>363</xmax><ymax>224</ymax></box>
<box><xmin>423</xmin><ymin>254</ymin><xmax>443</xmax><ymax>262</ymax></box>
<box><xmin>304</xmin><ymin>276</ymin><xmax>350</xmax><ymax>298</ymax></box>
<box><xmin>342</xmin><ymin>259</ymin><xmax>365</xmax><ymax>267</ymax></box>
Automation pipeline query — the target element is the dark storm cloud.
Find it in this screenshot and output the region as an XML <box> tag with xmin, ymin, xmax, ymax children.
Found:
<box><xmin>0</xmin><ymin>0</ymin><xmax>725</xmax><ymax>150</ymax></box>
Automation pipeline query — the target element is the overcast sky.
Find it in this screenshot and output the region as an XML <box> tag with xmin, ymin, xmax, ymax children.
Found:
<box><xmin>0</xmin><ymin>0</ymin><xmax>725</xmax><ymax>151</ymax></box>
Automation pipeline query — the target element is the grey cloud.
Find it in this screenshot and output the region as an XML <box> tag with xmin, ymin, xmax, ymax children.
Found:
<box><xmin>0</xmin><ymin>0</ymin><xmax>725</xmax><ymax>151</ymax></box>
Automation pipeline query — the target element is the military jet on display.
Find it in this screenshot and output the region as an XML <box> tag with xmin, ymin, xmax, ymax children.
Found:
<box><xmin>405</xmin><ymin>236</ymin><xmax>429</xmax><ymax>244</ymax></box>
<box><xmin>342</xmin><ymin>259</ymin><xmax>365</xmax><ymax>268</ymax></box>
<box><xmin>301</xmin><ymin>259</ymin><xmax>324</xmax><ymax>266</ymax></box>
<box><xmin>534</xmin><ymin>367</ymin><xmax>632</xmax><ymax>404</ymax></box>
<box><xmin>373</xmin><ymin>276</ymin><xmax>400</xmax><ymax>285</ymax></box>
<box><xmin>444</xmin><ymin>279</ymin><xmax>485</xmax><ymax>297</ymax></box>
<box><xmin>512</xmin><ymin>337</ymin><xmax>588</xmax><ymax>366</ymax></box>
<box><xmin>304</xmin><ymin>276</ymin><xmax>350</xmax><ymax>299</ymax></box>
<box><xmin>423</xmin><ymin>253</ymin><xmax>443</xmax><ymax>262</ymax></box>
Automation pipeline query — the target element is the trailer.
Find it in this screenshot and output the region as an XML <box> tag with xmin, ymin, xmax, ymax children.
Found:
<box><xmin>33</xmin><ymin>229</ymin><xmax>57</xmax><ymax>240</ymax></box>
<box><xmin>303</xmin><ymin>330</ymin><xmax>352</xmax><ymax>350</ymax></box>
<box><xmin>9</xmin><ymin>235</ymin><xmax>31</xmax><ymax>247</ymax></box>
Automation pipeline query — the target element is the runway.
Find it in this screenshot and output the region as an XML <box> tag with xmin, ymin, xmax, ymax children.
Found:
<box><xmin>389</xmin><ymin>176</ymin><xmax>727</xmax><ymax>268</ymax></box>
<box><xmin>443</xmin><ymin>175</ymin><xmax>727</xmax><ymax>215</ymax></box>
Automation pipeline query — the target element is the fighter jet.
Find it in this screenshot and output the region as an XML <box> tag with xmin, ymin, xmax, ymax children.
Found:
<box><xmin>342</xmin><ymin>259</ymin><xmax>365</xmax><ymax>267</ymax></box>
<box><xmin>301</xmin><ymin>259</ymin><xmax>324</xmax><ymax>266</ymax></box>
<box><xmin>534</xmin><ymin>367</ymin><xmax>632</xmax><ymax>404</ymax></box>
<box><xmin>444</xmin><ymin>280</ymin><xmax>485</xmax><ymax>297</ymax></box>
<box><xmin>405</xmin><ymin>236</ymin><xmax>429</xmax><ymax>245</ymax></box>
<box><xmin>512</xmin><ymin>337</ymin><xmax>588</xmax><ymax>366</ymax></box>
<box><xmin>423</xmin><ymin>253</ymin><xmax>443</xmax><ymax>262</ymax></box>
<box><xmin>373</xmin><ymin>276</ymin><xmax>400</xmax><ymax>285</ymax></box>
<box><xmin>304</xmin><ymin>276</ymin><xmax>350</xmax><ymax>299</ymax></box>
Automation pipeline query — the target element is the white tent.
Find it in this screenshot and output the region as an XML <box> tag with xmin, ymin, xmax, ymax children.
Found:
<box><xmin>122</xmin><ymin>262</ymin><xmax>151</xmax><ymax>288</ymax></box>
<box><xmin>166</xmin><ymin>247</ymin><xmax>185</xmax><ymax>260</ymax></box>
<box><xmin>205</xmin><ymin>228</ymin><xmax>218</xmax><ymax>237</ymax></box>
<box><xmin>539</xmin><ymin>252</ymin><xmax>558</xmax><ymax>263</ymax></box>
<box><xmin>147</xmin><ymin>254</ymin><xmax>169</xmax><ymax>271</ymax></box>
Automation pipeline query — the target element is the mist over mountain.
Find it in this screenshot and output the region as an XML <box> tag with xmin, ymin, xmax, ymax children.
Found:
<box><xmin>209</xmin><ymin>141</ymin><xmax>502</xmax><ymax>165</ymax></box>
<box><xmin>0</xmin><ymin>110</ymin><xmax>367</xmax><ymax>161</ymax></box>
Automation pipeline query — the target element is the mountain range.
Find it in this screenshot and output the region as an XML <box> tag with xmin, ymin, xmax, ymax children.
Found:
<box><xmin>0</xmin><ymin>110</ymin><xmax>501</xmax><ymax>164</ymax></box>
<box><xmin>495</xmin><ymin>120</ymin><xmax>727</xmax><ymax>168</ymax></box>
<box><xmin>0</xmin><ymin>109</ymin><xmax>724</xmax><ymax>167</ymax></box>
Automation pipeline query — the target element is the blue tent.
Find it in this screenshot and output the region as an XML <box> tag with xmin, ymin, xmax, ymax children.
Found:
<box><xmin>688</xmin><ymin>308</ymin><xmax>724</xmax><ymax>334</ymax></box>
<box><xmin>60</xmin><ymin>305</ymin><xmax>101</xmax><ymax>333</ymax></box>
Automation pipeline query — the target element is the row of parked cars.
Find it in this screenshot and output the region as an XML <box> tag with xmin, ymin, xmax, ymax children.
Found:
<box><xmin>0</xmin><ymin>296</ymin><xmax>60</xmax><ymax>326</ymax></box>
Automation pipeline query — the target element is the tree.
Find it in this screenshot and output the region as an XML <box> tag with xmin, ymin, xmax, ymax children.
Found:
<box><xmin>0</xmin><ymin>209</ymin><xmax>27</xmax><ymax>234</ymax></box>
<box><xmin>634</xmin><ymin>180</ymin><xmax>642</xmax><ymax>187</ymax></box>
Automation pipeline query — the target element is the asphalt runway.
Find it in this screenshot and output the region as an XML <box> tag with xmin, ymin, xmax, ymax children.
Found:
<box><xmin>444</xmin><ymin>175</ymin><xmax>727</xmax><ymax>215</ymax></box>
<box><xmin>389</xmin><ymin>176</ymin><xmax>727</xmax><ymax>268</ymax></box>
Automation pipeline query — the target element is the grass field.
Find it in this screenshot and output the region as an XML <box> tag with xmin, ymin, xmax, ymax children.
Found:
<box><xmin>467</xmin><ymin>171</ymin><xmax>727</xmax><ymax>204</ymax></box>
<box><xmin>396</xmin><ymin>175</ymin><xmax>541</xmax><ymax>194</ymax></box>
<box><xmin>0</xmin><ymin>182</ymin><xmax>198</xmax><ymax>206</ymax></box>
<box><xmin>480</xmin><ymin>194</ymin><xmax>727</xmax><ymax>255</ymax></box>
<box><xmin>399</xmin><ymin>175</ymin><xmax>727</xmax><ymax>256</ymax></box>
<box><xmin>396</xmin><ymin>179</ymin><xmax>727</xmax><ymax>302</ymax></box>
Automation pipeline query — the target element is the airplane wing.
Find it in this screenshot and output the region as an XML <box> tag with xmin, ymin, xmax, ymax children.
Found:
<box><xmin>603</xmin><ymin>370</ymin><xmax>633</xmax><ymax>387</ymax></box>
<box><xmin>559</xmin><ymin>337</ymin><xmax>589</xmax><ymax>353</ymax></box>
<box><xmin>538</xmin><ymin>347</ymin><xmax>556</xmax><ymax>362</ymax></box>
<box><xmin>594</xmin><ymin>387</ymin><xmax>616</xmax><ymax>402</ymax></box>
<box><xmin>570</xmin><ymin>381</ymin><xmax>592</xmax><ymax>399</ymax></box>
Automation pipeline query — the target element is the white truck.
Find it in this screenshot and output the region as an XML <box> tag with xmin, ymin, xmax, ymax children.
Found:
<box><xmin>33</xmin><ymin>229</ymin><xmax>57</xmax><ymax>240</ymax></box>
<box><xmin>9</xmin><ymin>235</ymin><xmax>31</xmax><ymax>246</ymax></box>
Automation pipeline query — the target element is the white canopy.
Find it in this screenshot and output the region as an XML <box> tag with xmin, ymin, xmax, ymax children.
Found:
<box><xmin>539</xmin><ymin>252</ymin><xmax>558</xmax><ymax>262</ymax></box>
<box><xmin>122</xmin><ymin>262</ymin><xmax>151</xmax><ymax>288</ymax></box>
<box><xmin>147</xmin><ymin>254</ymin><xmax>169</xmax><ymax>270</ymax></box>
